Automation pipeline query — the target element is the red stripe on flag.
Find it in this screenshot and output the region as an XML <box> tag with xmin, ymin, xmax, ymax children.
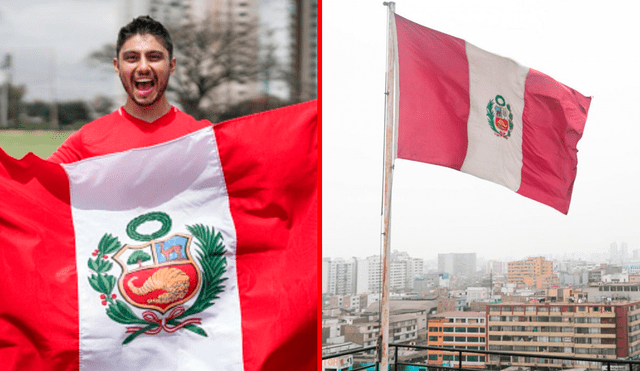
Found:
<box><xmin>214</xmin><ymin>101</ymin><xmax>318</xmax><ymax>371</ymax></box>
<box><xmin>0</xmin><ymin>151</ymin><xmax>78</xmax><ymax>371</ymax></box>
<box><xmin>518</xmin><ymin>69</ymin><xmax>591</xmax><ymax>214</ymax></box>
<box><xmin>395</xmin><ymin>14</ymin><xmax>469</xmax><ymax>170</ymax></box>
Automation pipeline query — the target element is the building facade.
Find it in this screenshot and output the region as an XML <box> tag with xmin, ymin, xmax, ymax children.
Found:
<box><xmin>487</xmin><ymin>302</ymin><xmax>640</xmax><ymax>369</ymax></box>
<box><xmin>438</xmin><ymin>253</ymin><xmax>477</xmax><ymax>278</ymax></box>
<box><xmin>326</xmin><ymin>258</ymin><xmax>357</xmax><ymax>296</ymax></box>
<box><xmin>508</xmin><ymin>256</ymin><xmax>557</xmax><ymax>289</ymax></box>
<box><xmin>427</xmin><ymin>312</ymin><xmax>487</xmax><ymax>369</ymax></box>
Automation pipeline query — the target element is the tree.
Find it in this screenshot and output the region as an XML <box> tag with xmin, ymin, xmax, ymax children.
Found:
<box><xmin>57</xmin><ymin>101</ymin><xmax>90</xmax><ymax>127</ymax></box>
<box><xmin>86</xmin><ymin>43</ymin><xmax>116</xmax><ymax>71</ymax></box>
<box><xmin>127</xmin><ymin>250</ymin><xmax>151</xmax><ymax>269</ymax></box>
<box><xmin>166</xmin><ymin>5</ymin><xmax>264</xmax><ymax>119</ymax></box>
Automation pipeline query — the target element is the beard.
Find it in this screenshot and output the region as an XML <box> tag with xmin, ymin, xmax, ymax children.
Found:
<box><xmin>120</xmin><ymin>72</ymin><xmax>170</xmax><ymax>108</ymax></box>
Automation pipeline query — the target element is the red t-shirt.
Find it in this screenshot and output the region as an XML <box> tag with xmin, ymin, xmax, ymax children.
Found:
<box><xmin>48</xmin><ymin>107</ymin><xmax>212</xmax><ymax>164</ymax></box>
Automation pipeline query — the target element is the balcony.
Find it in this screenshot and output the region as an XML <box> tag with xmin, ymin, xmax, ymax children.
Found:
<box><xmin>322</xmin><ymin>344</ymin><xmax>640</xmax><ymax>371</ymax></box>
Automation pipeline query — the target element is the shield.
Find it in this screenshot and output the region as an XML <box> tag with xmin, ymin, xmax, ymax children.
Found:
<box><xmin>113</xmin><ymin>233</ymin><xmax>202</xmax><ymax>313</ymax></box>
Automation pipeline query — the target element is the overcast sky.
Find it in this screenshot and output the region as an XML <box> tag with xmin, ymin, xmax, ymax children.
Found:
<box><xmin>0</xmin><ymin>0</ymin><xmax>287</xmax><ymax>103</ymax></box>
<box><xmin>323</xmin><ymin>1</ymin><xmax>640</xmax><ymax>263</ymax></box>
<box><xmin>0</xmin><ymin>0</ymin><xmax>118</xmax><ymax>102</ymax></box>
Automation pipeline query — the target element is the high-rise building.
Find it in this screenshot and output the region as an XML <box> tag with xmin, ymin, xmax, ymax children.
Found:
<box><xmin>507</xmin><ymin>256</ymin><xmax>557</xmax><ymax>289</ymax></box>
<box><xmin>354</xmin><ymin>253</ymin><xmax>424</xmax><ymax>294</ymax></box>
<box><xmin>438</xmin><ymin>253</ymin><xmax>477</xmax><ymax>278</ymax></box>
<box><xmin>393</xmin><ymin>251</ymin><xmax>424</xmax><ymax>290</ymax></box>
<box><xmin>610</xmin><ymin>242</ymin><xmax>619</xmax><ymax>263</ymax></box>
<box><xmin>291</xmin><ymin>0</ymin><xmax>317</xmax><ymax>101</ymax></box>
<box><xmin>322</xmin><ymin>257</ymin><xmax>330</xmax><ymax>294</ymax></box>
<box><xmin>487</xmin><ymin>302</ymin><xmax>640</xmax><ymax>369</ymax></box>
<box><xmin>326</xmin><ymin>258</ymin><xmax>357</xmax><ymax>296</ymax></box>
<box><xmin>199</xmin><ymin>0</ymin><xmax>262</xmax><ymax>110</ymax></box>
<box><xmin>356</xmin><ymin>255</ymin><xmax>382</xmax><ymax>294</ymax></box>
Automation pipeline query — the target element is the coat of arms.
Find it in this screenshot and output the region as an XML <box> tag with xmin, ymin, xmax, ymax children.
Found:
<box><xmin>86</xmin><ymin>212</ymin><xmax>227</xmax><ymax>344</ymax></box>
<box><xmin>486</xmin><ymin>94</ymin><xmax>514</xmax><ymax>139</ymax></box>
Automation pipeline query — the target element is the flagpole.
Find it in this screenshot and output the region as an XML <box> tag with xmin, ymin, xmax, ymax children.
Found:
<box><xmin>380</xmin><ymin>2</ymin><xmax>396</xmax><ymax>370</ymax></box>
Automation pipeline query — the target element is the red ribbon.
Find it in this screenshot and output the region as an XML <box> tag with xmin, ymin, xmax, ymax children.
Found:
<box><xmin>126</xmin><ymin>306</ymin><xmax>202</xmax><ymax>334</ymax></box>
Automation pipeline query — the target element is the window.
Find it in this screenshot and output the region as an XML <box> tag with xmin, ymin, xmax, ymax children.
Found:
<box><xmin>455</xmin><ymin>336</ymin><xmax>465</xmax><ymax>342</ymax></box>
<box><xmin>429</xmin><ymin>354</ymin><xmax>438</xmax><ymax>360</ymax></box>
<box><xmin>429</xmin><ymin>336</ymin><xmax>438</xmax><ymax>342</ymax></box>
<box><xmin>444</xmin><ymin>336</ymin><xmax>454</xmax><ymax>341</ymax></box>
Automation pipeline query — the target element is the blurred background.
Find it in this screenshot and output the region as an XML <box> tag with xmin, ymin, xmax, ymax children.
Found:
<box><xmin>0</xmin><ymin>0</ymin><xmax>317</xmax><ymax>157</ymax></box>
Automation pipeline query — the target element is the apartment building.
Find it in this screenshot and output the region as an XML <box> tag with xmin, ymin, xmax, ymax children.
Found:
<box><xmin>508</xmin><ymin>256</ymin><xmax>557</xmax><ymax>289</ymax></box>
<box><xmin>343</xmin><ymin>313</ymin><xmax>418</xmax><ymax>347</ymax></box>
<box><xmin>487</xmin><ymin>302</ymin><xmax>640</xmax><ymax>369</ymax></box>
<box><xmin>426</xmin><ymin>312</ymin><xmax>487</xmax><ymax>369</ymax></box>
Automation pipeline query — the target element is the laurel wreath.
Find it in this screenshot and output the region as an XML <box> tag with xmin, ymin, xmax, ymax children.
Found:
<box><xmin>87</xmin><ymin>224</ymin><xmax>227</xmax><ymax>344</ymax></box>
<box><xmin>485</xmin><ymin>99</ymin><xmax>514</xmax><ymax>139</ymax></box>
<box><xmin>126</xmin><ymin>212</ymin><xmax>172</xmax><ymax>241</ymax></box>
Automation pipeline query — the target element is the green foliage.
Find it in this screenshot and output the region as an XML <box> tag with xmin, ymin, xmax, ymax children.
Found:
<box><xmin>88</xmin><ymin>273</ymin><xmax>116</xmax><ymax>295</ymax></box>
<box><xmin>88</xmin><ymin>258</ymin><xmax>113</xmax><ymax>274</ymax></box>
<box><xmin>57</xmin><ymin>101</ymin><xmax>90</xmax><ymax>127</ymax></box>
<box><xmin>106</xmin><ymin>300</ymin><xmax>149</xmax><ymax>326</ymax></box>
<box><xmin>23</xmin><ymin>101</ymin><xmax>50</xmax><ymax>120</ymax></box>
<box><xmin>99</xmin><ymin>234</ymin><xmax>122</xmax><ymax>255</ymax></box>
<box><xmin>127</xmin><ymin>250</ymin><xmax>151</xmax><ymax>265</ymax></box>
<box><xmin>179</xmin><ymin>224</ymin><xmax>227</xmax><ymax>319</ymax></box>
<box><xmin>486</xmin><ymin>99</ymin><xmax>497</xmax><ymax>132</ymax></box>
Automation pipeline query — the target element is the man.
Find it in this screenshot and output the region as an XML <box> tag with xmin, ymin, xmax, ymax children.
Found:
<box><xmin>49</xmin><ymin>16</ymin><xmax>210</xmax><ymax>163</ymax></box>
<box><xmin>1</xmin><ymin>14</ymin><xmax>316</xmax><ymax>371</ymax></box>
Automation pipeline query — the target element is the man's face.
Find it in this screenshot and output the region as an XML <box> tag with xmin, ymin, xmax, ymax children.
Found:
<box><xmin>113</xmin><ymin>33</ymin><xmax>176</xmax><ymax>108</ymax></box>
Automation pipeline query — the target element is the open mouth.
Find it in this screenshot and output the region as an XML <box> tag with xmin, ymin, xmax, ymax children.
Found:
<box><xmin>134</xmin><ymin>80</ymin><xmax>155</xmax><ymax>96</ymax></box>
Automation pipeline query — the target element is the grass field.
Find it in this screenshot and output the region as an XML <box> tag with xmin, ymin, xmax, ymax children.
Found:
<box><xmin>0</xmin><ymin>130</ymin><xmax>74</xmax><ymax>159</ymax></box>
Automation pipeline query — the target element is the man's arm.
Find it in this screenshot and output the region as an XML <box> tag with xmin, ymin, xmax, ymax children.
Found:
<box><xmin>48</xmin><ymin>131</ymin><xmax>83</xmax><ymax>164</ymax></box>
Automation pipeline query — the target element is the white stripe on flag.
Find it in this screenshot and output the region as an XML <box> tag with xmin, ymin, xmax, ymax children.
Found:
<box><xmin>63</xmin><ymin>127</ymin><xmax>243</xmax><ymax>371</ymax></box>
<box><xmin>461</xmin><ymin>42</ymin><xmax>529</xmax><ymax>192</ymax></box>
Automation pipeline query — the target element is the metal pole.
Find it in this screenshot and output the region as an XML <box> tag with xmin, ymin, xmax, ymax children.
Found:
<box><xmin>49</xmin><ymin>48</ymin><xmax>58</xmax><ymax>129</ymax></box>
<box><xmin>394</xmin><ymin>345</ymin><xmax>398</xmax><ymax>371</ymax></box>
<box><xmin>0</xmin><ymin>54</ymin><xmax>11</xmax><ymax>128</ymax></box>
<box><xmin>380</xmin><ymin>2</ymin><xmax>396</xmax><ymax>370</ymax></box>
<box><xmin>0</xmin><ymin>79</ymin><xmax>7</xmax><ymax>129</ymax></box>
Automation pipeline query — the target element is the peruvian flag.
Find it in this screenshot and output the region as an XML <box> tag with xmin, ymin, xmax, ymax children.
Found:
<box><xmin>394</xmin><ymin>14</ymin><xmax>591</xmax><ymax>214</ymax></box>
<box><xmin>0</xmin><ymin>102</ymin><xmax>317</xmax><ymax>371</ymax></box>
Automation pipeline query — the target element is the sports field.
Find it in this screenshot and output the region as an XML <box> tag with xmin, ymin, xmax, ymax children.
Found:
<box><xmin>0</xmin><ymin>130</ymin><xmax>73</xmax><ymax>159</ymax></box>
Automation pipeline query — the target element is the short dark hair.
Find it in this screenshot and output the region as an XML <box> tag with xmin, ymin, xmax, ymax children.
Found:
<box><xmin>116</xmin><ymin>16</ymin><xmax>173</xmax><ymax>59</ymax></box>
